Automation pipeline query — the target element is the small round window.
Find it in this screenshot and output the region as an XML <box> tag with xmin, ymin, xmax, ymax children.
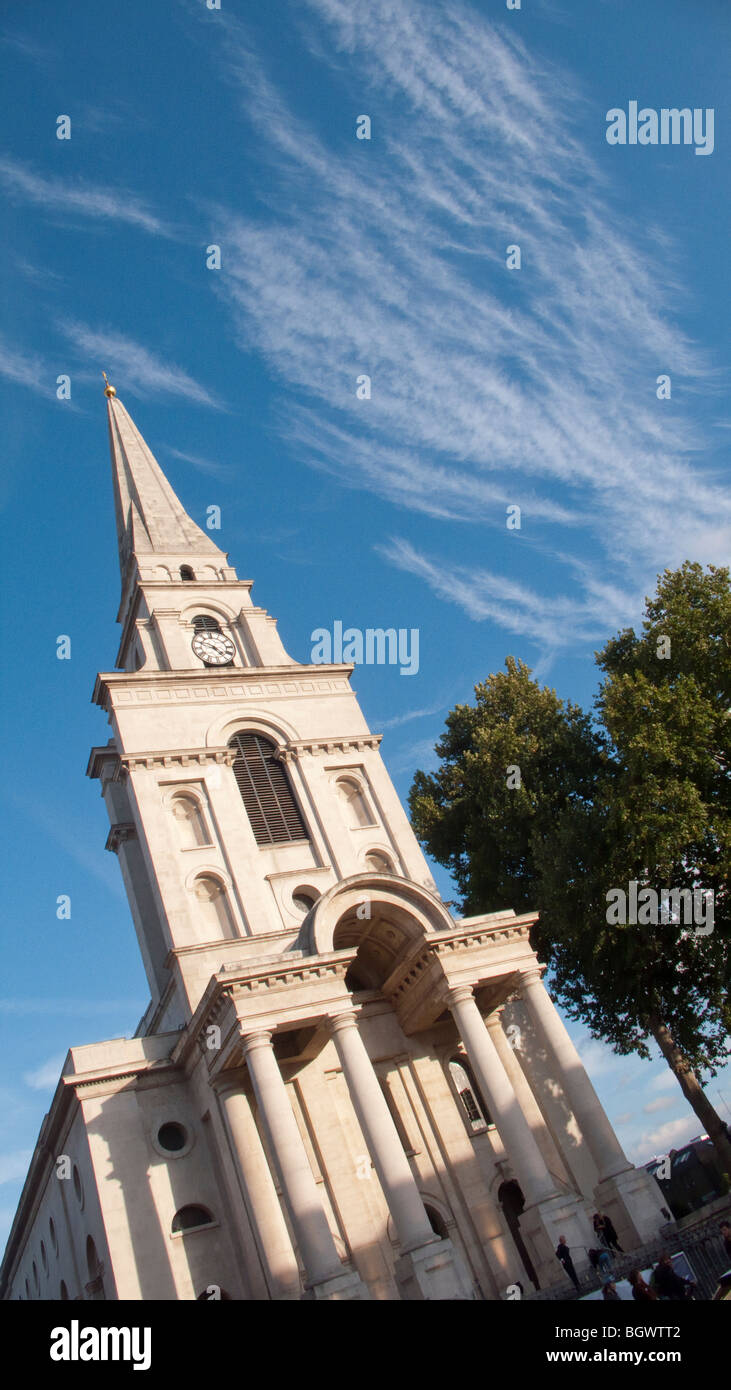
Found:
<box><xmin>292</xmin><ymin>890</ymin><xmax>316</xmax><ymax>914</ymax></box>
<box><xmin>157</xmin><ymin>1122</ymin><xmax>187</xmax><ymax>1153</ymax></box>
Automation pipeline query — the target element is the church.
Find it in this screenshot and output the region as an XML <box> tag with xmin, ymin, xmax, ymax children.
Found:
<box><xmin>0</xmin><ymin>383</ymin><xmax>667</xmax><ymax>1302</ymax></box>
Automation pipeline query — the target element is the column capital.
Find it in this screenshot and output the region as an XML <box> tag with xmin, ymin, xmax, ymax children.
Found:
<box><xmin>518</xmin><ymin>967</ymin><xmax>545</xmax><ymax>990</ymax></box>
<box><xmin>212</xmin><ymin>1071</ymin><xmax>248</xmax><ymax>1100</ymax></box>
<box><xmin>446</xmin><ymin>984</ymin><xmax>475</xmax><ymax>1008</ymax></box>
<box><xmin>240</xmin><ymin>1029</ymin><xmax>273</xmax><ymax>1058</ymax></box>
<box><xmin>485</xmin><ymin>1008</ymin><xmax>505</xmax><ymax>1031</ymax></box>
<box><xmin>326</xmin><ymin>1010</ymin><xmax>358</xmax><ymax>1038</ymax></box>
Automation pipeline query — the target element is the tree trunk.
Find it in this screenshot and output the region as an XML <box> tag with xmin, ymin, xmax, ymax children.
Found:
<box><xmin>648</xmin><ymin>1014</ymin><xmax>731</xmax><ymax>1176</ymax></box>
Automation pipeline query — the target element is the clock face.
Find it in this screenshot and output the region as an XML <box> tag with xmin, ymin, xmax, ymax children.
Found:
<box><xmin>191</xmin><ymin>630</ymin><xmax>236</xmax><ymax>666</ymax></box>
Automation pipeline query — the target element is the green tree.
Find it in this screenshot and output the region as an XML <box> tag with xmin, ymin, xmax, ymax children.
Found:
<box><xmin>409</xmin><ymin>563</ymin><xmax>731</xmax><ymax>1173</ymax></box>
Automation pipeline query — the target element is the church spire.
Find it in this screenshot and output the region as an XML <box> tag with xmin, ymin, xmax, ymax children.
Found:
<box><xmin>104</xmin><ymin>383</ymin><xmax>226</xmax><ymax>583</ymax></box>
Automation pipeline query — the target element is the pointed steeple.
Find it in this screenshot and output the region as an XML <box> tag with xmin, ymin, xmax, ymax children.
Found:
<box><xmin>104</xmin><ymin>383</ymin><xmax>226</xmax><ymax>581</ymax></box>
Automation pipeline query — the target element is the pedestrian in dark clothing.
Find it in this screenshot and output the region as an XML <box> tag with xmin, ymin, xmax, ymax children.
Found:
<box><xmin>653</xmin><ymin>1254</ymin><xmax>696</xmax><ymax>1301</ymax></box>
<box><xmin>600</xmin><ymin>1213</ymin><xmax>623</xmax><ymax>1253</ymax></box>
<box><xmin>592</xmin><ymin>1213</ymin><xmax>608</xmax><ymax>1247</ymax></box>
<box><xmin>629</xmin><ymin>1268</ymin><xmax>656</xmax><ymax>1302</ymax></box>
<box><xmin>556</xmin><ymin>1236</ymin><xmax>580</xmax><ymax>1291</ymax></box>
<box><xmin>721</xmin><ymin>1221</ymin><xmax>731</xmax><ymax>1263</ymax></box>
<box><xmin>602</xmin><ymin>1281</ymin><xmax>620</xmax><ymax>1301</ymax></box>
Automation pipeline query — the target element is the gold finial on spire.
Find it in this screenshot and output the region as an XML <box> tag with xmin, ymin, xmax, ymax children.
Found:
<box><xmin>102</xmin><ymin>371</ymin><xmax>116</xmax><ymax>398</ymax></box>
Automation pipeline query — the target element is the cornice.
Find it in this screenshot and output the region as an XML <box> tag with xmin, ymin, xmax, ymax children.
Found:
<box><xmin>91</xmin><ymin>663</ymin><xmax>355</xmax><ymax>710</ymax></box>
<box><xmin>280</xmin><ymin>736</ymin><xmax>382</xmax><ymax>761</ymax></box>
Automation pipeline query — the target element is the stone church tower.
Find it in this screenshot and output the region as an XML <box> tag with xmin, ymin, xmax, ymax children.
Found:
<box><xmin>1</xmin><ymin>384</ymin><xmax>668</xmax><ymax>1302</ymax></box>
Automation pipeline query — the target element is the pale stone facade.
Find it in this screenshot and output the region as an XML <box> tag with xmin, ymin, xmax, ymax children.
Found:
<box><xmin>0</xmin><ymin>389</ymin><xmax>668</xmax><ymax>1301</ymax></box>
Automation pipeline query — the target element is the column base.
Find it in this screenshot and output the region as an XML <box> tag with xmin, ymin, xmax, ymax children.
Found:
<box><xmin>304</xmin><ymin>1269</ymin><xmax>371</xmax><ymax>1301</ymax></box>
<box><xmin>593</xmin><ymin>1166</ymin><xmax>668</xmax><ymax>1249</ymax></box>
<box><xmin>394</xmin><ymin>1238</ymin><xmax>477</xmax><ymax>1301</ymax></box>
<box><xmin>519</xmin><ymin>1193</ymin><xmax>596</xmax><ymax>1290</ymax></box>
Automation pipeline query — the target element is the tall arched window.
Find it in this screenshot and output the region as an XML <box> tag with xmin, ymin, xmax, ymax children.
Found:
<box><xmin>171</xmin><ymin>793</ymin><xmax>210</xmax><ymax>849</ymax></box>
<box><xmin>192</xmin><ymin>875</ymin><xmax>237</xmax><ymax>939</ymax></box>
<box><xmin>448</xmin><ymin>1056</ymin><xmax>491</xmax><ymax>1132</ymax></box>
<box><xmin>336</xmin><ymin>776</ymin><xmax>375</xmax><ymax>828</ymax></box>
<box><xmin>180</xmin><ymin>565</ymin><xmax>195</xmax><ymax>581</ymax></box>
<box><xmin>228</xmin><ymin>733</ymin><xmax>308</xmax><ymax>845</ymax></box>
<box><xmin>60</xmin><ymin>1281</ymin><xmax>69</xmax><ymax>1300</ymax></box>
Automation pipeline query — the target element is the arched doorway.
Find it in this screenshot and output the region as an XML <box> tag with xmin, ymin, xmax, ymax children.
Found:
<box><xmin>498</xmin><ymin>1180</ymin><xmax>539</xmax><ymax>1290</ymax></box>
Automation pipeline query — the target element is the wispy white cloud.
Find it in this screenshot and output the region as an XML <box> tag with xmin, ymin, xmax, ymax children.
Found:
<box><xmin>0</xmin><ymin>1150</ymin><xmax>34</xmax><ymax>1186</ymax></box>
<box><xmin>378</xmin><ymin>536</ymin><xmax>638</xmax><ymax>651</ymax></box>
<box><xmin>204</xmin><ymin>0</ymin><xmax>729</xmax><ymax>652</ymax></box>
<box><xmin>642</xmin><ymin>1095</ymin><xmax>676</xmax><ymax>1115</ymax></box>
<box><xmin>58</xmin><ymin>324</ymin><xmax>224</xmax><ymax>408</ymax></box>
<box><xmin>0</xmin><ymin>334</ymin><xmax>49</xmax><ymax>394</ymax></box>
<box><xmin>22</xmin><ymin>1056</ymin><xmax>66</xmax><ymax>1091</ymax></box>
<box><xmin>377</xmin><ymin>699</ymin><xmax>448</xmax><ymax>730</ymax></box>
<box><xmin>640</xmin><ymin>1116</ymin><xmax>704</xmax><ymax>1155</ymax></box>
<box><xmin>164</xmin><ymin>446</ymin><xmax>231</xmax><ymax>480</ymax></box>
<box><xmin>0</xmin><ymin>157</ymin><xmax>172</xmax><ymax>237</ymax></box>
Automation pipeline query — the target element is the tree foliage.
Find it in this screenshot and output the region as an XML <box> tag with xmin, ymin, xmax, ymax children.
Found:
<box><xmin>409</xmin><ymin>563</ymin><xmax>731</xmax><ymax>1163</ymax></box>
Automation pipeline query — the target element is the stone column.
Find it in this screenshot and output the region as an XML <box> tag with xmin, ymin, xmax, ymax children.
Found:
<box><xmin>328</xmin><ymin>1013</ymin><xmax>437</xmax><ymax>1253</ymax></box>
<box><xmin>519</xmin><ymin>970</ymin><xmax>630</xmax><ymax>1181</ymax></box>
<box><xmin>327</xmin><ymin>1011</ymin><xmax>476</xmax><ymax>1300</ymax></box>
<box><xmin>241</xmin><ymin>1031</ymin><xmax>368</xmax><ymax>1300</ymax></box>
<box><xmin>518</xmin><ymin>971</ymin><xmax>668</xmax><ymax>1246</ymax></box>
<box><xmin>448</xmin><ymin>987</ymin><xmax>558</xmax><ymax>1207</ymax></box>
<box><xmin>485</xmin><ymin>1009</ymin><xmax>572</xmax><ymax>1191</ymax></box>
<box><xmin>216</xmin><ymin>1078</ymin><xmax>301</xmax><ymax>1300</ymax></box>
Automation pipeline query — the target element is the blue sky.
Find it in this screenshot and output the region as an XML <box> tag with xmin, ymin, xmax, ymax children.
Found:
<box><xmin>1</xmin><ymin>0</ymin><xmax>729</xmax><ymax>1250</ymax></box>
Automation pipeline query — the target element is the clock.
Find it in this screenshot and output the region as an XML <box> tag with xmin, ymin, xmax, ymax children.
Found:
<box><xmin>191</xmin><ymin>630</ymin><xmax>236</xmax><ymax>666</ymax></box>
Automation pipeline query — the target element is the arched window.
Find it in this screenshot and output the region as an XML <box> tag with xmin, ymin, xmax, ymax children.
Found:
<box><xmin>448</xmin><ymin>1056</ymin><xmax>491</xmax><ymax>1132</ymax></box>
<box><xmin>32</xmin><ymin>1261</ymin><xmax>39</xmax><ymax>1293</ymax></box>
<box><xmin>49</xmin><ymin>1217</ymin><xmax>58</xmax><ymax>1256</ymax></box>
<box><xmin>365</xmin><ymin>850</ymin><xmax>393</xmax><ymax>874</ymax></box>
<box><xmin>24</xmin><ymin>1278</ymin><xmax>30</xmax><ymax>1299</ymax></box>
<box><xmin>336</xmin><ymin>776</ymin><xmax>375</xmax><ymax>829</ymax></box>
<box><xmin>229</xmin><ymin>733</ymin><xmax>308</xmax><ymax>846</ymax></box>
<box><xmin>192</xmin><ymin>614</ymin><xmax>220</xmax><ymax>631</ymax></box>
<box><xmin>172</xmin><ymin>1205</ymin><xmax>214</xmax><ymax>1234</ymax></box>
<box><xmin>40</xmin><ymin>1241</ymin><xmax>48</xmax><ymax>1274</ymax></box>
<box><xmin>180</xmin><ymin>566</ymin><xmax>195</xmax><ymax>581</ymax></box>
<box><xmin>424</xmin><ymin>1204</ymin><xmax>449</xmax><ymax>1240</ymax></box>
<box><xmin>171</xmin><ymin>793</ymin><xmax>210</xmax><ymax>849</ymax></box>
<box><xmin>60</xmin><ymin>1281</ymin><xmax>69</xmax><ymax>1300</ymax></box>
<box><xmin>192</xmin><ymin>875</ymin><xmax>237</xmax><ymax>939</ymax></box>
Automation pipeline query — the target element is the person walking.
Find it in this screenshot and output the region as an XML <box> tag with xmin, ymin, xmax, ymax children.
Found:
<box><xmin>602</xmin><ymin>1280</ymin><xmax>620</xmax><ymax>1301</ymax></box>
<box><xmin>628</xmin><ymin>1268</ymin><xmax>656</xmax><ymax>1302</ymax></box>
<box><xmin>556</xmin><ymin>1236</ymin><xmax>580</xmax><ymax>1292</ymax></box>
<box><xmin>720</xmin><ymin>1221</ymin><xmax>731</xmax><ymax>1263</ymax></box>
<box><xmin>653</xmin><ymin>1253</ymin><xmax>696</xmax><ymax>1301</ymax></box>
<box><xmin>600</xmin><ymin>1212</ymin><xmax>623</xmax><ymax>1253</ymax></box>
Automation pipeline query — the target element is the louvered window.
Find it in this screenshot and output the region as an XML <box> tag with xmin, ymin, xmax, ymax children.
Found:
<box><xmin>228</xmin><ymin>733</ymin><xmax>308</xmax><ymax>845</ymax></box>
<box><xmin>192</xmin><ymin>614</ymin><xmax>220</xmax><ymax>631</ymax></box>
